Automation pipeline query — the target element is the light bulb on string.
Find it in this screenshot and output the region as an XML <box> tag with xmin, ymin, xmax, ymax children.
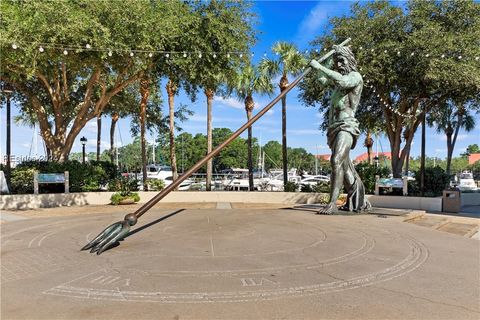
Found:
<box><xmin>476</xmin><ymin>57</ymin><xmax>479</xmax><ymax>61</ymax></box>
<box><xmin>165</xmin><ymin>53</ymin><xmax>169</xmax><ymax>58</ymax></box>
<box><xmin>251</xmin><ymin>53</ymin><xmax>254</xmax><ymax>57</ymax></box>
<box><xmin>359</xmin><ymin>46</ymin><xmax>363</xmax><ymax>50</ymax></box>
<box><xmin>108</xmin><ymin>51</ymin><xmax>112</xmax><ymax>57</ymax></box>
<box><xmin>86</xmin><ymin>44</ymin><xmax>91</xmax><ymax>49</ymax></box>
<box><xmin>227</xmin><ymin>53</ymin><xmax>230</xmax><ymax>58</ymax></box>
<box><xmin>264</xmin><ymin>52</ymin><xmax>267</xmax><ymax>57</ymax></box>
<box><xmin>39</xmin><ymin>46</ymin><xmax>44</xmax><ymax>52</ymax></box>
<box><xmin>198</xmin><ymin>53</ymin><xmax>202</xmax><ymax>58</ymax></box>
<box><xmin>441</xmin><ymin>54</ymin><xmax>445</xmax><ymax>58</ymax></box>
<box><xmin>384</xmin><ymin>50</ymin><xmax>387</xmax><ymax>53</ymax></box>
<box><xmin>458</xmin><ymin>55</ymin><xmax>462</xmax><ymax>59</ymax></box>
<box><xmin>315</xmin><ymin>49</ymin><xmax>319</xmax><ymax>53</ymax></box>
<box><xmin>239</xmin><ymin>53</ymin><xmax>243</xmax><ymax>58</ymax></box>
<box><xmin>148</xmin><ymin>53</ymin><xmax>153</xmax><ymax>58</ymax></box>
<box><xmin>130</xmin><ymin>52</ymin><xmax>134</xmax><ymax>57</ymax></box>
<box><xmin>397</xmin><ymin>51</ymin><xmax>400</xmax><ymax>56</ymax></box>
<box><xmin>410</xmin><ymin>52</ymin><xmax>415</xmax><ymax>56</ymax></box>
<box><xmin>12</xmin><ymin>43</ymin><xmax>18</xmax><ymax>50</ymax></box>
<box><xmin>425</xmin><ymin>53</ymin><xmax>429</xmax><ymax>57</ymax></box>
<box><xmin>63</xmin><ymin>49</ymin><xmax>68</xmax><ymax>55</ymax></box>
<box><xmin>183</xmin><ymin>52</ymin><xmax>187</xmax><ymax>58</ymax></box>
<box><xmin>213</xmin><ymin>53</ymin><xmax>217</xmax><ymax>58</ymax></box>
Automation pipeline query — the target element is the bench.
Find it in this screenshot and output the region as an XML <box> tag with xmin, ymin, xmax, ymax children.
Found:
<box><xmin>34</xmin><ymin>171</ymin><xmax>69</xmax><ymax>194</ymax></box>
<box><xmin>375</xmin><ymin>176</ymin><xmax>408</xmax><ymax>196</ymax></box>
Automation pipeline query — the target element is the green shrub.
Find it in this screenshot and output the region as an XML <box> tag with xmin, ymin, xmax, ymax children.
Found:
<box><xmin>110</xmin><ymin>191</ymin><xmax>140</xmax><ymax>205</ymax></box>
<box><xmin>355</xmin><ymin>162</ymin><xmax>391</xmax><ymax>194</ymax></box>
<box><xmin>313</xmin><ymin>181</ymin><xmax>330</xmax><ymax>193</ymax></box>
<box><xmin>300</xmin><ymin>184</ymin><xmax>313</xmax><ymax>192</ymax></box>
<box><xmin>11</xmin><ymin>168</ymin><xmax>35</xmax><ymax>194</ymax></box>
<box><xmin>284</xmin><ymin>181</ymin><xmax>298</xmax><ymax>192</ymax></box>
<box><xmin>108</xmin><ymin>176</ymin><xmax>139</xmax><ymax>193</ymax></box>
<box><xmin>147</xmin><ymin>178</ymin><xmax>165</xmax><ymax>191</ymax></box>
<box><xmin>409</xmin><ymin>167</ymin><xmax>450</xmax><ymax>197</ymax></box>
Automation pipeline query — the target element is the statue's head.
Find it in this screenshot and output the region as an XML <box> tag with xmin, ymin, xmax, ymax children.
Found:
<box><xmin>332</xmin><ymin>45</ymin><xmax>357</xmax><ymax>75</ymax></box>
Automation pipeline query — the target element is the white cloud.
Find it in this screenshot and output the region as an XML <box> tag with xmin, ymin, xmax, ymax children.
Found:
<box><xmin>214</xmin><ymin>96</ymin><xmax>243</xmax><ymax>109</ymax></box>
<box><xmin>288</xmin><ymin>129</ymin><xmax>322</xmax><ymax>135</ymax></box>
<box><xmin>439</xmin><ymin>134</ymin><xmax>469</xmax><ymax>142</ymax></box>
<box><xmin>435</xmin><ymin>148</ymin><xmax>447</xmax><ymax>153</ymax></box>
<box><xmin>297</xmin><ymin>4</ymin><xmax>328</xmax><ymax>43</ymax></box>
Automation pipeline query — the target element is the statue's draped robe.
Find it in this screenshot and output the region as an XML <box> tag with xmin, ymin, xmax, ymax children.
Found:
<box><xmin>327</xmin><ymin>117</ymin><xmax>371</xmax><ymax>212</ymax></box>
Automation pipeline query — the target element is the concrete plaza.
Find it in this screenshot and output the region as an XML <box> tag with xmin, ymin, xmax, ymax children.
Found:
<box><xmin>1</xmin><ymin>204</ymin><xmax>479</xmax><ymax>319</ymax></box>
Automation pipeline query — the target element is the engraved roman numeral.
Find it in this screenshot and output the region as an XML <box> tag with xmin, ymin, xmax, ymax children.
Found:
<box><xmin>240</xmin><ymin>277</ymin><xmax>277</xmax><ymax>287</ymax></box>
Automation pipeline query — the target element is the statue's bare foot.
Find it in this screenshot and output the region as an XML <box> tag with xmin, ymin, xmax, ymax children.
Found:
<box><xmin>317</xmin><ymin>202</ymin><xmax>339</xmax><ymax>215</ymax></box>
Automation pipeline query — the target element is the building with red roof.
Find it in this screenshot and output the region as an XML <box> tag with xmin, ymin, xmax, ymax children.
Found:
<box><xmin>468</xmin><ymin>153</ymin><xmax>480</xmax><ymax>165</ymax></box>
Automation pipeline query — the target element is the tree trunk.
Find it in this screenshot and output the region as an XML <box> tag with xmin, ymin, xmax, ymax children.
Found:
<box><xmin>420</xmin><ymin>112</ymin><xmax>426</xmax><ymax>196</ymax></box>
<box><xmin>205</xmin><ymin>88</ymin><xmax>214</xmax><ymax>191</ymax></box>
<box><xmin>96</xmin><ymin>114</ymin><xmax>102</xmax><ymax>161</ymax></box>
<box><xmin>110</xmin><ymin>112</ymin><xmax>119</xmax><ymax>164</ymax></box>
<box><xmin>446</xmin><ymin>131</ymin><xmax>453</xmax><ymax>177</ymax></box>
<box><xmin>140</xmin><ymin>78</ymin><xmax>150</xmax><ymax>191</ymax></box>
<box><xmin>245</xmin><ymin>96</ymin><xmax>255</xmax><ymax>191</ymax></box>
<box><xmin>279</xmin><ymin>75</ymin><xmax>289</xmax><ymax>186</ymax></box>
<box><xmin>166</xmin><ymin>79</ymin><xmax>178</xmax><ymax>183</ymax></box>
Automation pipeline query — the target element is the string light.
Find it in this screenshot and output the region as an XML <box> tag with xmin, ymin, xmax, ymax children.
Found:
<box><xmin>12</xmin><ymin>43</ymin><xmax>18</xmax><ymax>49</ymax></box>
<box><xmin>183</xmin><ymin>52</ymin><xmax>187</xmax><ymax>57</ymax></box>
<box><xmin>63</xmin><ymin>49</ymin><xmax>68</xmax><ymax>55</ymax></box>
<box><xmin>198</xmin><ymin>53</ymin><xmax>202</xmax><ymax>58</ymax></box>
<box><xmin>148</xmin><ymin>52</ymin><xmax>153</xmax><ymax>58</ymax></box>
<box><xmin>85</xmin><ymin>44</ymin><xmax>91</xmax><ymax>49</ymax></box>
<box><xmin>130</xmin><ymin>52</ymin><xmax>134</xmax><ymax>57</ymax></box>
<box><xmin>458</xmin><ymin>55</ymin><xmax>462</xmax><ymax>59</ymax></box>
<box><xmin>165</xmin><ymin>53</ymin><xmax>169</xmax><ymax>58</ymax></box>
<box><xmin>39</xmin><ymin>46</ymin><xmax>44</xmax><ymax>52</ymax></box>
<box><xmin>108</xmin><ymin>51</ymin><xmax>112</xmax><ymax>57</ymax></box>
<box><xmin>213</xmin><ymin>53</ymin><xmax>217</xmax><ymax>58</ymax></box>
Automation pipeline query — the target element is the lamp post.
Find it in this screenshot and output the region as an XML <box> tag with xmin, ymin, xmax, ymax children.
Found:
<box><xmin>374</xmin><ymin>155</ymin><xmax>379</xmax><ymax>168</ymax></box>
<box><xmin>2</xmin><ymin>84</ymin><xmax>14</xmax><ymax>192</ymax></box>
<box><xmin>80</xmin><ymin>136</ymin><xmax>87</xmax><ymax>164</ymax></box>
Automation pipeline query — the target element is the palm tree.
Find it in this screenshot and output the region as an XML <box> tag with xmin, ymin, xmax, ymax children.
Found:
<box><xmin>260</xmin><ymin>42</ymin><xmax>305</xmax><ymax>186</ymax></box>
<box><xmin>427</xmin><ymin>100</ymin><xmax>476</xmax><ymax>176</ymax></box>
<box><xmin>96</xmin><ymin>114</ymin><xmax>102</xmax><ymax>161</ymax></box>
<box><xmin>364</xmin><ymin>131</ymin><xmax>374</xmax><ymax>165</ymax></box>
<box><xmin>139</xmin><ymin>77</ymin><xmax>150</xmax><ymax>191</ymax></box>
<box><xmin>166</xmin><ymin>79</ymin><xmax>179</xmax><ymax>182</ymax></box>
<box><xmin>229</xmin><ymin>63</ymin><xmax>274</xmax><ymax>190</ymax></box>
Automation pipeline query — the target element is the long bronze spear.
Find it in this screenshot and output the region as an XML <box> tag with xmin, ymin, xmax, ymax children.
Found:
<box><xmin>82</xmin><ymin>38</ymin><xmax>351</xmax><ymax>254</ymax></box>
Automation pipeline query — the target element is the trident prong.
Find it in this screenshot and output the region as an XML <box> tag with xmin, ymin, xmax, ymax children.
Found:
<box><xmin>81</xmin><ymin>214</ymin><xmax>137</xmax><ymax>255</ymax></box>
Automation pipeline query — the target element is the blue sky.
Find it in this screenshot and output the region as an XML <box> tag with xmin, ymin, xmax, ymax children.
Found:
<box><xmin>1</xmin><ymin>0</ymin><xmax>479</xmax><ymax>163</ymax></box>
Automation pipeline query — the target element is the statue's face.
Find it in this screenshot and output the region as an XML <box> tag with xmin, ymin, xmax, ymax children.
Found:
<box><xmin>334</xmin><ymin>54</ymin><xmax>349</xmax><ymax>75</ymax></box>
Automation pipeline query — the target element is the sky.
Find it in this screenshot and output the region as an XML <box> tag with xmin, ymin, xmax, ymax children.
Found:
<box><xmin>1</xmin><ymin>0</ymin><xmax>479</xmax><ymax>164</ymax></box>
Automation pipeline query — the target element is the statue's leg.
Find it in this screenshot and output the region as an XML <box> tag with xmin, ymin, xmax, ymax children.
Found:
<box><xmin>318</xmin><ymin>132</ymin><xmax>353</xmax><ymax>215</ymax></box>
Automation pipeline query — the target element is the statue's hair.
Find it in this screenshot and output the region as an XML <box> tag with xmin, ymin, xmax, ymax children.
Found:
<box><xmin>333</xmin><ymin>45</ymin><xmax>357</xmax><ymax>72</ymax></box>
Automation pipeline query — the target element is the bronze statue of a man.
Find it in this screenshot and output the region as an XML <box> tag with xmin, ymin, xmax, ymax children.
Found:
<box><xmin>310</xmin><ymin>45</ymin><xmax>371</xmax><ymax>214</ymax></box>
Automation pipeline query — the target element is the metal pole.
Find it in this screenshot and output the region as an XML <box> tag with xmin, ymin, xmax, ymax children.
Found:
<box><xmin>420</xmin><ymin>111</ymin><xmax>426</xmax><ymax>196</ymax></box>
<box><xmin>6</xmin><ymin>93</ymin><xmax>11</xmax><ymax>191</ymax></box>
<box><xmin>82</xmin><ymin>144</ymin><xmax>86</xmax><ymax>164</ymax></box>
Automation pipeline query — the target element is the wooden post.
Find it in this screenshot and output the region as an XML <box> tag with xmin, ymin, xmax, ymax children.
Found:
<box><xmin>34</xmin><ymin>171</ymin><xmax>39</xmax><ymax>195</ymax></box>
<box><xmin>64</xmin><ymin>171</ymin><xmax>69</xmax><ymax>194</ymax></box>
<box><xmin>402</xmin><ymin>176</ymin><xmax>408</xmax><ymax>196</ymax></box>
